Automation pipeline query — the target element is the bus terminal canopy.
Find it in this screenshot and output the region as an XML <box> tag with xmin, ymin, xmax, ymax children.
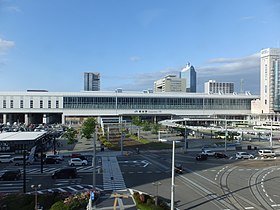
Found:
<box><xmin>0</xmin><ymin>131</ymin><xmax>47</xmax><ymax>142</ymax></box>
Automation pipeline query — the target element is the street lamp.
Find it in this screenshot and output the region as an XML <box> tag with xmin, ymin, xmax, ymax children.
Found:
<box><xmin>31</xmin><ymin>184</ymin><xmax>41</xmax><ymax>210</ymax></box>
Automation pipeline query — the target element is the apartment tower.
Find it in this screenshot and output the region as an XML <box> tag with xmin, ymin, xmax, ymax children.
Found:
<box><xmin>84</xmin><ymin>72</ymin><xmax>100</xmax><ymax>91</ymax></box>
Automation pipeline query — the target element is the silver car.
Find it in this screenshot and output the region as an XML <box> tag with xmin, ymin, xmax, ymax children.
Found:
<box><xmin>236</xmin><ymin>152</ymin><xmax>254</xmax><ymax>159</ymax></box>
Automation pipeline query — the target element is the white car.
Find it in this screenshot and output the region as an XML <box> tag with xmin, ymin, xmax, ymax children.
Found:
<box><xmin>258</xmin><ymin>150</ymin><xmax>275</xmax><ymax>158</ymax></box>
<box><xmin>68</xmin><ymin>158</ymin><xmax>88</xmax><ymax>166</ymax></box>
<box><xmin>202</xmin><ymin>150</ymin><xmax>216</xmax><ymax>156</ymax></box>
<box><xmin>236</xmin><ymin>152</ymin><xmax>254</xmax><ymax>159</ymax></box>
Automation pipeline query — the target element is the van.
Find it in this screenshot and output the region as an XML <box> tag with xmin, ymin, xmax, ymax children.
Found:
<box><xmin>258</xmin><ymin>150</ymin><xmax>275</xmax><ymax>158</ymax></box>
<box><xmin>51</xmin><ymin>167</ymin><xmax>77</xmax><ymax>179</ymax></box>
<box><xmin>13</xmin><ymin>156</ymin><xmax>34</xmax><ymax>166</ymax></box>
<box><xmin>0</xmin><ymin>155</ymin><xmax>14</xmax><ymax>163</ymax></box>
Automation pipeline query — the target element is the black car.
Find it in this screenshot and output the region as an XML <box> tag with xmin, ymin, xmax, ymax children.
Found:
<box><xmin>196</xmin><ymin>153</ymin><xmax>208</xmax><ymax>161</ymax></box>
<box><xmin>52</xmin><ymin>167</ymin><xmax>78</xmax><ymax>179</ymax></box>
<box><xmin>43</xmin><ymin>157</ymin><xmax>58</xmax><ymax>164</ymax></box>
<box><xmin>214</xmin><ymin>152</ymin><xmax>228</xmax><ymax>159</ymax></box>
<box><xmin>0</xmin><ymin>169</ymin><xmax>21</xmax><ymax>181</ymax></box>
<box><xmin>174</xmin><ymin>164</ymin><xmax>183</xmax><ymax>174</ymax></box>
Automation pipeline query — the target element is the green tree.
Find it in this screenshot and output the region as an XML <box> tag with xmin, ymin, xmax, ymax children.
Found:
<box><xmin>132</xmin><ymin>116</ymin><xmax>142</xmax><ymax>126</ymax></box>
<box><xmin>151</xmin><ymin>123</ymin><xmax>160</xmax><ymax>134</ymax></box>
<box><xmin>63</xmin><ymin>127</ymin><xmax>78</xmax><ymax>144</ymax></box>
<box><xmin>142</xmin><ymin>121</ymin><xmax>151</xmax><ymax>131</ymax></box>
<box><xmin>80</xmin><ymin>117</ymin><xmax>97</xmax><ymax>140</ymax></box>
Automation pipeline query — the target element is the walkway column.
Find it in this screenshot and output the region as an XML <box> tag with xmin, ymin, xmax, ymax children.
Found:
<box><xmin>24</xmin><ymin>114</ymin><xmax>29</xmax><ymax>125</ymax></box>
<box><xmin>154</xmin><ymin>116</ymin><xmax>157</xmax><ymax>123</ymax></box>
<box><xmin>3</xmin><ymin>114</ymin><xmax>7</xmax><ymax>124</ymax></box>
<box><xmin>61</xmin><ymin>114</ymin><xmax>65</xmax><ymax>125</ymax></box>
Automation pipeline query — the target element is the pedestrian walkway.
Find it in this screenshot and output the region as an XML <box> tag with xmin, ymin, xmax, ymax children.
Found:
<box><xmin>102</xmin><ymin>156</ymin><xmax>126</xmax><ymax>191</ymax></box>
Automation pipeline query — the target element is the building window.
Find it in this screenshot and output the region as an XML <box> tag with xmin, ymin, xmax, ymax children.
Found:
<box><xmin>40</xmin><ymin>100</ymin><xmax>43</xmax><ymax>108</ymax></box>
<box><xmin>10</xmin><ymin>100</ymin><xmax>13</xmax><ymax>108</ymax></box>
<box><xmin>265</xmin><ymin>100</ymin><xmax>267</xmax><ymax>105</ymax></box>
<box><xmin>20</xmin><ymin>100</ymin><xmax>23</xmax><ymax>108</ymax></box>
<box><xmin>48</xmin><ymin>100</ymin><xmax>51</xmax><ymax>108</ymax></box>
<box><xmin>3</xmin><ymin>100</ymin><xmax>6</xmax><ymax>108</ymax></box>
<box><xmin>56</xmin><ymin>100</ymin><xmax>59</xmax><ymax>108</ymax></box>
<box><xmin>30</xmin><ymin>100</ymin><xmax>33</xmax><ymax>108</ymax></box>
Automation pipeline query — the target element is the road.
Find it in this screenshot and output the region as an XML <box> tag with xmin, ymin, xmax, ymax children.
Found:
<box><xmin>1</xmin><ymin>150</ymin><xmax>280</xmax><ymax>209</ymax></box>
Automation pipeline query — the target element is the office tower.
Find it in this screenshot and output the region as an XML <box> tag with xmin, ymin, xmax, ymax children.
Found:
<box><xmin>84</xmin><ymin>72</ymin><xmax>100</xmax><ymax>91</ymax></box>
<box><xmin>154</xmin><ymin>75</ymin><xmax>186</xmax><ymax>92</ymax></box>
<box><xmin>204</xmin><ymin>80</ymin><xmax>234</xmax><ymax>94</ymax></box>
<box><xmin>179</xmin><ymin>63</ymin><xmax>196</xmax><ymax>92</ymax></box>
<box><xmin>260</xmin><ymin>48</ymin><xmax>280</xmax><ymax>113</ymax></box>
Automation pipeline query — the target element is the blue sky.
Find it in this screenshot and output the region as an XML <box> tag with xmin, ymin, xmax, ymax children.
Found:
<box><xmin>0</xmin><ymin>0</ymin><xmax>280</xmax><ymax>94</ymax></box>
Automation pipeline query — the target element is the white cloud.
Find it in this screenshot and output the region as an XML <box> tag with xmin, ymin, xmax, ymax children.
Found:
<box><xmin>0</xmin><ymin>38</ymin><xmax>15</xmax><ymax>54</ymax></box>
<box><xmin>197</xmin><ymin>53</ymin><xmax>260</xmax><ymax>76</ymax></box>
<box><xmin>5</xmin><ymin>6</ymin><xmax>21</xmax><ymax>13</ymax></box>
<box><xmin>129</xmin><ymin>56</ymin><xmax>141</xmax><ymax>62</ymax></box>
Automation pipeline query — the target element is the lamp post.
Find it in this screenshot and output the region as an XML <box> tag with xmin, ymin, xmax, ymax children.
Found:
<box><xmin>171</xmin><ymin>140</ymin><xmax>175</xmax><ymax>210</ymax></box>
<box><xmin>225</xmin><ymin>119</ymin><xmax>227</xmax><ymax>152</ymax></box>
<box><xmin>31</xmin><ymin>184</ymin><xmax>41</xmax><ymax>210</ymax></box>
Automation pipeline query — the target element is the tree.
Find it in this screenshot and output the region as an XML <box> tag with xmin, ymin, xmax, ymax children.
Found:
<box><xmin>151</xmin><ymin>123</ymin><xmax>161</xmax><ymax>134</ymax></box>
<box><xmin>80</xmin><ymin>117</ymin><xmax>96</xmax><ymax>140</ymax></box>
<box><xmin>63</xmin><ymin>127</ymin><xmax>78</xmax><ymax>144</ymax></box>
<box><xmin>132</xmin><ymin>116</ymin><xmax>142</xmax><ymax>126</ymax></box>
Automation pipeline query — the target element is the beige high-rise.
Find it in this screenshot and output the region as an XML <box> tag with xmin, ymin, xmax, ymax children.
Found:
<box><xmin>260</xmin><ymin>48</ymin><xmax>280</xmax><ymax>114</ymax></box>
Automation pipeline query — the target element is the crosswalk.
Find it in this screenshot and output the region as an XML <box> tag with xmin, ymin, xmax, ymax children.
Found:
<box><xmin>0</xmin><ymin>165</ymin><xmax>97</xmax><ymax>175</ymax></box>
<box><xmin>0</xmin><ymin>178</ymin><xmax>32</xmax><ymax>193</ymax></box>
<box><xmin>102</xmin><ymin>156</ymin><xmax>126</xmax><ymax>191</ymax></box>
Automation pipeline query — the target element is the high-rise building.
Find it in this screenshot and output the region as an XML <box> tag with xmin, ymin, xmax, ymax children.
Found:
<box><xmin>260</xmin><ymin>48</ymin><xmax>280</xmax><ymax>113</ymax></box>
<box><xmin>84</xmin><ymin>72</ymin><xmax>100</xmax><ymax>91</ymax></box>
<box><xmin>179</xmin><ymin>63</ymin><xmax>196</xmax><ymax>92</ymax></box>
<box><xmin>204</xmin><ymin>80</ymin><xmax>234</xmax><ymax>94</ymax></box>
<box><xmin>154</xmin><ymin>75</ymin><xmax>186</xmax><ymax>92</ymax></box>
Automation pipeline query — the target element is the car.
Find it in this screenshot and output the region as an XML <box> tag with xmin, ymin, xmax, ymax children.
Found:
<box><xmin>71</xmin><ymin>153</ymin><xmax>82</xmax><ymax>158</ymax></box>
<box><xmin>52</xmin><ymin>167</ymin><xmax>78</xmax><ymax>179</ymax></box>
<box><xmin>43</xmin><ymin>157</ymin><xmax>59</xmax><ymax>164</ymax></box>
<box><xmin>0</xmin><ymin>169</ymin><xmax>21</xmax><ymax>181</ymax></box>
<box><xmin>214</xmin><ymin>152</ymin><xmax>228</xmax><ymax>159</ymax></box>
<box><xmin>236</xmin><ymin>152</ymin><xmax>254</xmax><ymax>159</ymax></box>
<box><xmin>46</xmin><ymin>154</ymin><xmax>64</xmax><ymax>161</ymax></box>
<box><xmin>174</xmin><ymin>164</ymin><xmax>183</xmax><ymax>174</ymax></box>
<box><xmin>258</xmin><ymin>150</ymin><xmax>275</xmax><ymax>158</ymax></box>
<box><xmin>73</xmin><ymin>155</ymin><xmax>87</xmax><ymax>161</ymax></box>
<box><xmin>68</xmin><ymin>158</ymin><xmax>88</xmax><ymax>166</ymax></box>
<box><xmin>196</xmin><ymin>153</ymin><xmax>208</xmax><ymax>161</ymax></box>
<box><xmin>202</xmin><ymin>150</ymin><xmax>216</xmax><ymax>156</ymax></box>
<box><xmin>0</xmin><ymin>155</ymin><xmax>14</xmax><ymax>163</ymax></box>
<box><xmin>13</xmin><ymin>156</ymin><xmax>33</xmax><ymax>166</ymax></box>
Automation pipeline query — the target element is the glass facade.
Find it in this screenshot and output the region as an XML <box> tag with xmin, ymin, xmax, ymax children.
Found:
<box><xmin>63</xmin><ymin>96</ymin><xmax>251</xmax><ymax>110</ymax></box>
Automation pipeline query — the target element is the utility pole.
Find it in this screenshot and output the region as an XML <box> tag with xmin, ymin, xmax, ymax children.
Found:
<box><xmin>23</xmin><ymin>145</ymin><xmax>26</xmax><ymax>193</ymax></box>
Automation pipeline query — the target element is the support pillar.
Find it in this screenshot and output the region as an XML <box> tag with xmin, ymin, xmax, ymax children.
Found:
<box><xmin>24</xmin><ymin>114</ymin><xmax>29</xmax><ymax>125</ymax></box>
<box><xmin>61</xmin><ymin>114</ymin><xmax>65</xmax><ymax>125</ymax></box>
<box><xmin>3</xmin><ymin>114</ymin><xmax>7</xmax><ymax>124</ymax></box>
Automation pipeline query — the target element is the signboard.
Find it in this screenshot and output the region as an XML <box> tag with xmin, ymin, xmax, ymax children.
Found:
<box><xmin>91</xmin><ymin>191</ymin><xmax>95</xmax><ymax>201</ymax></box>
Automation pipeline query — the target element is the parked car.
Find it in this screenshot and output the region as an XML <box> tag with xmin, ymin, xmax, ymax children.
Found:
<box><xmin>52</xmin><ymin>167</ymin><xmax>78</xmax><ymax>179</ymax></box>
<box><xmin>196</xmin><ymin>153</ymin><xmax>208</xmax><ymax>161</ymax></box>
<box><xmin>71</xmin><ymin>153</ymin><xmax>82</xmax><ymax>158</ymax></box>
<box><xmin>236</xmin><ymin>152</ymin><xmax>254</xmax><ymax>159</ymax></box>
<box><xmin>0</xmin><ymin>155</ymin><xmax>14</xmax><ymax>163</ymax></box>
<box><xmin>0</xmin><ymin>169</ymin><xmax>21</xmax><ymax>181</ymax></box>
<box><xmin>202</xmin><ymin>150</ymin><xmax>216</xmax><ymax>156</ymax></box>
<box><xmin>46</xmin><ymin>154</ymin><xmax>64</xmax><ymax>161</ymax></box>
<box><xmin>174</xmin><ymin>163</ymin><xmax>183</xmax><ymax>174</ymax></box>
<box><xmin>68</xmin><ymin>158</ymin><xmax>88</xmax><ymax>166</ymax></box>
<box><xmin>258</xmin><ymin>150</ymin><xmax>275</xmax><ymax>158</ymax></box>
<box><xmin>44</xmin><ymin>157</ymin><xmax>59</xmax><ymax>164</ymax></box>
<box><xmin>214</xmin><ymin>152</ymin><xmax>228</xmax><ymax>159</ymax></box>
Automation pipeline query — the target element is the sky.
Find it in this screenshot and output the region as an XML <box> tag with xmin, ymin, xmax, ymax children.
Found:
<box><xmin>0</xmin><ymin>0</ymin><xmax>280</xmax><ymax>94</ymax></box>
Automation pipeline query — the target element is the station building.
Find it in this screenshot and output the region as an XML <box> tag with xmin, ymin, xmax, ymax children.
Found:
<box><xmin>0</xmin><ymin>90</ymin><xmax>258</xmax><ymax>125</ymax></box>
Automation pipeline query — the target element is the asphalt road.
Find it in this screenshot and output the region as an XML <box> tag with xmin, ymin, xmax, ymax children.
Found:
<box><xmin>1</xmin><ymin>149</ymin><xmax>280</xmax><ymax>210</ymax></box>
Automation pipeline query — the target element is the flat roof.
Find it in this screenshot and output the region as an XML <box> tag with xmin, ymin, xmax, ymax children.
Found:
<box><xmin>0</xmin><ymin>132</ymin><xmax>47</xmax><ymax>141</ymax></box>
